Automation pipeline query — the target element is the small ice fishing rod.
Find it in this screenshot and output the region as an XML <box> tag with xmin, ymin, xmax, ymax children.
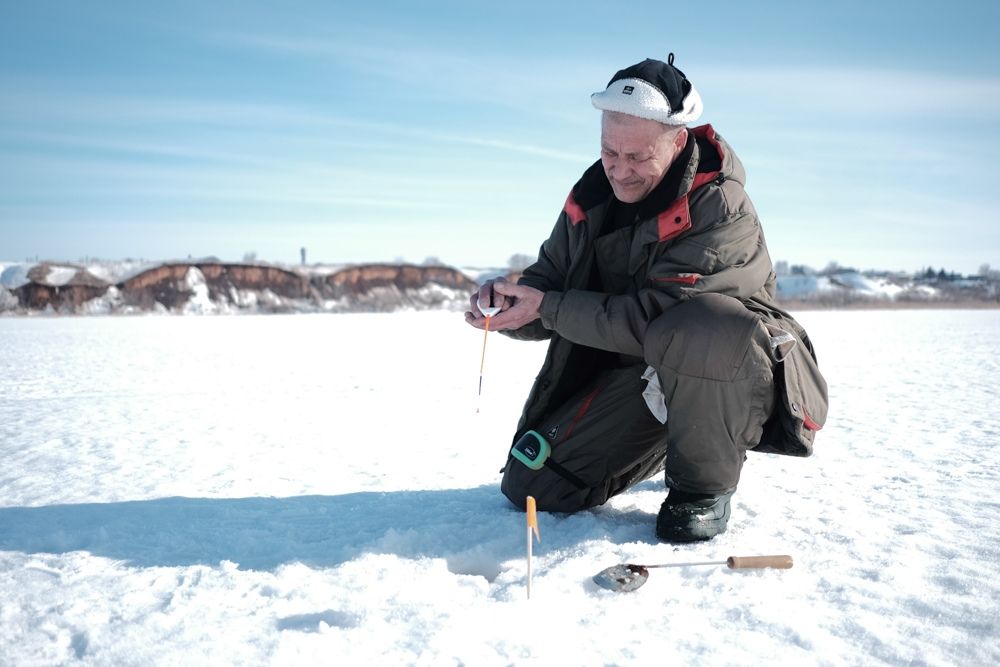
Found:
<box><xmin>476</xmin><ymin>286</ymin><xmax>502</xmax><ymax>413</ymax></box>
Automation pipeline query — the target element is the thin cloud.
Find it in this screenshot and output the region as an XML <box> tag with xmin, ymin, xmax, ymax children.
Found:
<box><xmin>209</xmin><ymin>30</ymin><xmax>598</xmax><ymax>126</ymax></box>
<box><xmin>0</xmin><ymin>130</ymin><xmax>277</xmax><ymax>166</ymax></box>
<box><xmin>0</xmin><ymin>86</ymin><xmax>589</xmax><ymax>164</ymax></box>
<box><xmin>215</xmin><ymin>32</ymin><xmax>1000</xmax><ymax>123</ymax></box>
<box><xmin>0</xmin><ymin>151</ymin><xmax>539</xmax><ymax>212</ymax></box>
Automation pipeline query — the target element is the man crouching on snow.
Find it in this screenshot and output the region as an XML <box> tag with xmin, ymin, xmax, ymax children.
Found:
<box><xmin>465</xmin><ymin>55</ymin><xmax>828</xmax><ymax>542</ymax></box>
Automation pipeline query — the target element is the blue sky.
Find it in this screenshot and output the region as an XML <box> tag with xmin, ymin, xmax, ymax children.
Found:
<box><xmin>1</xmin><ymin>1</ymin><xmax>998</xmax><ymax>273</ymax></box>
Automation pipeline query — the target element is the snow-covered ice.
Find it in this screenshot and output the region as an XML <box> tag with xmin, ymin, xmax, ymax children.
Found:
<box><xmin>1</xmin><ymin>310</ymin><xmax>998</xmax><ymax>665</ymax></box>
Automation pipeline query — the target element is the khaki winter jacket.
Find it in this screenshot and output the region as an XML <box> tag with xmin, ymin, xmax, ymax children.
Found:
<box><xmin>505</xmin><ymin>125</ymin><xmax>828</xmax><ymax>457</ymax></box>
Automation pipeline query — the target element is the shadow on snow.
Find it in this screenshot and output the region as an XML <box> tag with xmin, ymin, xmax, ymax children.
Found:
<box><xmin>0</xmin><ymin>482</ymin><xmax>662</xmax><ymax>572</ymax></box>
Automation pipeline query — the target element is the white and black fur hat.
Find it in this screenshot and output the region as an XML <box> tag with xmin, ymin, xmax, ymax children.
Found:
<box><xmin>591</xmin><ymin>54</ymin><xmax>703</xmax><ymax>125</ymax></box>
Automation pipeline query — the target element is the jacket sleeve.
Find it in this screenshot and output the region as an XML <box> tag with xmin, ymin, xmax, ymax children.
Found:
<box><xmin>499</xmin><ymin>211</ymin><xmax>575</xmax><ymax>342</ymax></box>
<box><xmin>539</xmin><ymin>207</ymin><xmax>773</xmax><ymax>357</ymax></box>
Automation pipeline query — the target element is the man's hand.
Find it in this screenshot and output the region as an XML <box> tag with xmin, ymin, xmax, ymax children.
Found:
<box><xmin>465</xmin><ymin>277</ymin><xmax>509</xmax><ymax>325</ymax></box>
<box><xmin>464</xmin><ymin>278</ymin><xmax>543</xmax><ymax>331</ymax></box>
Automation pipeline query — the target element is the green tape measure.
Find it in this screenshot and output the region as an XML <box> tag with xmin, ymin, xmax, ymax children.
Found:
<box><xmin>510</xmin><ymin>430</ymin><xmax>551</xmax><ymax>470</ymax></box>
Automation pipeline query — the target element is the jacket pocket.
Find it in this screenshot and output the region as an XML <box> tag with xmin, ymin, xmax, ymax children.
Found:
<box><xmin>757</xmin><ymin>321</ymin><xmax>829</xmax><ymax>456</ymax></box>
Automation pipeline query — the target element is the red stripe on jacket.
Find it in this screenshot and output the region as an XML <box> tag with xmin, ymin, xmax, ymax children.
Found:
<box><xmin>652</xmin><ymin>273</ymin><xmax>701</xmax><ymax>286</ymax></box>
<box><xmin>691</xmin><ymin>125</ymin><xmax>726</xmax><ymax>191</ymax></box>
<box><xmin>564</xmin><ymin>383</ymin><xmax>604</xmax><ymax>440</ymax></box>
<box><xmin>563</xmin><ymin>191</ymin><xmax>587</xmax><ymax>226</ymax></box>
<box><xmin>657</xmin><ymin>197</ymin><xmax>691</xmax><ymax>242</ymax></box>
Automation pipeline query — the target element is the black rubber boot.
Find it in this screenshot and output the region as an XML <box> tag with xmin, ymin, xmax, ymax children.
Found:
<box><xmin>655</xmin><ymin>489</ymin><xmax>734</xmax><ymax>542</ymax></box>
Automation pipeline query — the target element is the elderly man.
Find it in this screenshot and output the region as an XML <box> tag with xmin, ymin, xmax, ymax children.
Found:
<box><xmin>466</xmin><ymin>55</ymin><xmax>828</xmax><ymax>542</ymax></box>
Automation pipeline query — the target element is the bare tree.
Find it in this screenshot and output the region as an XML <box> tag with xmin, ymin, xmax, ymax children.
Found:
<box><xmin>508</xmin><ymin>253</ymin><xmax>535</xmax><ymax>271</ymax></box>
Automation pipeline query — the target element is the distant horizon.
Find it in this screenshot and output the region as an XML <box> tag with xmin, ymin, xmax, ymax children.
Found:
<box><xmin>0</xmin><ymin>252</ymin><xmax>990</xmax><ymax>278</ymax></box>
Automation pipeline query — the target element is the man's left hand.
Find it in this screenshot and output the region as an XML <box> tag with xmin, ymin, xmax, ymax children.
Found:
<box><xmin>464</xmin><ymin>282</ymin><xmax>543</xmax><ymax>331</ymax></box>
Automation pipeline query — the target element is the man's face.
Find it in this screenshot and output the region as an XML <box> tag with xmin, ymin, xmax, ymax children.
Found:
<box><xmin>600</xmin><ymin>114</ymin><xmax>687</xmax><ymax>203</ymax></box>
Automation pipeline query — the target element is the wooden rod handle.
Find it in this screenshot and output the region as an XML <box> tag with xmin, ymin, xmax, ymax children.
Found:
<box><xmin>726</xmin><ymin>555</ymin><xmax>794</xmax><ymax>569</ymax></box>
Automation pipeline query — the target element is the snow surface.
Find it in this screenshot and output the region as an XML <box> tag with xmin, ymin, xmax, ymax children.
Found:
<box><xmin>182</xmin><ymin>267</ymin><xmax>214</xmax><ymax>315</ymax></box>
<box><xmin>83</xmin><ymin>261</ymin><xmax>159</xmax><ymax>285</ymax></box>
<box><xmin>43</xmin><ymin>266</ymin><xmax>79</xmax><ymax>287</ymax></box>
<box><xmin>0</xmin><ymin>288</ymin><xmax>17</xmax><ymax>312</ymax></box>
<box><xmin>0</xmin><ymin>264</ymin><xmax>31</xmax><ymax>290</ymax></box>
<box><xmin>1</xmin><ymin>310</ymin><xmax>998</xmax><ymax>665</ymax></box>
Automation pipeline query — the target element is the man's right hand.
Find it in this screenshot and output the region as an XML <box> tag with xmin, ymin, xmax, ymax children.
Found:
<box><xmin>464</xmin><ymin>277</ymin><xmax>511</xmax><ymax>327</ymax></box>
<box><xmin>465</xmin><ymin>277</ymin><xmax>545</xmax><ymax>331</ymax></box>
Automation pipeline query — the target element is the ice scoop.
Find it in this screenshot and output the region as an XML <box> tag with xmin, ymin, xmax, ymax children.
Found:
<box><xmin>593</xmin><ymin>555</ymin><xmax>793</xmax><ymax>592</ymax></box>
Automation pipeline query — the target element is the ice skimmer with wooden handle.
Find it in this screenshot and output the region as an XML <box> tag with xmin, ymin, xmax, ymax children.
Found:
<box><xmin>593</xmin><ymin>555</ymin><xmax>794</xmax><ymax>592</ymax></box>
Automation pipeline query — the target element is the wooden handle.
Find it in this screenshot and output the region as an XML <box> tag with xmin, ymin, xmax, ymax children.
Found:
<box><xmin>726</xmin><ymin>555</ymin><xmax>793</xmax><ymax>569</ymax></box>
